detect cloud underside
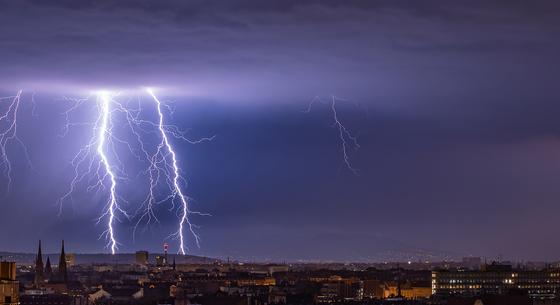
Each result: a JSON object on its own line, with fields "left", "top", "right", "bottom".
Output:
{"left": 0, "top": 0, "right": 558, "bottom": 101}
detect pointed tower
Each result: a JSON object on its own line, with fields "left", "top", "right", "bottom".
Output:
{"left": 58, "top": 240, "right": 68, "bottom": 283}
{"left": 163, "top": 242, "right": 168, "bottom": 266}
{"left": 34, "top": 240, "right": 44, "bottom": 287}
{"left": 45, "top": 256, "right": 52, "bottom": 279}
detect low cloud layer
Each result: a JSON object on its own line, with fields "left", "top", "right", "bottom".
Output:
{"left": 1, "top": 1, "right": 558, "bottom": 103}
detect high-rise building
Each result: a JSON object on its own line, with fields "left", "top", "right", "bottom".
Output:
{"left": 432, "top": 263, "right": 560, "bottom": 299}
{"left": 0, "top": 261, "right": 19, "bottom": 305}
{"left": 135, "top": 251, "right": 149, "bottom": 265}
{"left": 34, "top": 240, "right": 44, "bottom": 287}
{"left": 58, "top": 240, "right": 68, "bottom": 283}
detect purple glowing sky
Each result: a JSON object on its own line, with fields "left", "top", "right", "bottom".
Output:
{"left": 1, "top": 1, "right": 560, "bottom": 261}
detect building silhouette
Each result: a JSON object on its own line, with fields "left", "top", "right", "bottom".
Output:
{"left": 432, "top": 262, "right": 560, "bottom": 298}
{"left": 34, "top": 240, "right": 44, "bottom": 287}
{"left": 135, "top": 251, "right": 149, "bottom": 265}
{"left": 44, "top": 257, "right": 52, "bottom": 279}
{"left": 58, "top": 240, "right": 68, "bottom": 283}
{"left": 0, "top": 261, "right": 19, "bottom": 305}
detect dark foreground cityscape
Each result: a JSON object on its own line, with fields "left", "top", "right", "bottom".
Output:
{"left": 1, "top": 241, "right": 560, "bottom": 305}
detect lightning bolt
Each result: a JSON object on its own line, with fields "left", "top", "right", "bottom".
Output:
{"left": 146, "top": 89, "right": 212, "bottom": 255}
{"left": 305, "top": 95, "right": 360, "bottom": 174}
{"left": 0, "top": 90, "right": 33, "bottom": 192}
{"left": 59, "top": 89, "right": 212, "bottom": 255}
{"left": 58, "top": 92, "right": 130, "bottom": 254}
{"left": 97, "top": 92, "right": 120, "bottom": 254}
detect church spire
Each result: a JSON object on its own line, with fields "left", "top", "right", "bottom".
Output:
{"left": 34, "top": 240, "right": 44, "bottom": 286}
{"left": 58, "top": 240, "right": 68, "bottom": 283}
{"left": 45, "top": 256, "right": 52, "bottom": 279}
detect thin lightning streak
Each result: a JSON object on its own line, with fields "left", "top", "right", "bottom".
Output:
{"left": 30, "top": 91, "right": 38, "bottom": 117}
{"left": 0, "top": 90, "right": 33, "bottom": 192}
{"left": 147, "top": 89, "right": 207, "bottom": 255}
{"left": 305, "top": 95, "right": 360, "bottom": 174}
{"left": 330, "top": 96, "right": 360, "bottom": 175}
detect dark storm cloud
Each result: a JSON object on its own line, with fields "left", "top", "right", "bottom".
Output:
{"left": 1, "top": 1, "right": 560, "bottom": 261}
{"left": 1, "top": 0, "right": 559, "bottom": 103}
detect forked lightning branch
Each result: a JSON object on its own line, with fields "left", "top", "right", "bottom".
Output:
{"left": 0, "top": 89, "right": 358, "bottom": 255}
{"left": 55, "top": 89, "right": 214, "bottom": 255}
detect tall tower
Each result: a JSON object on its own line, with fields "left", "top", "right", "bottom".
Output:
{"left": 163, "top": 242, "right": 168, "bottom": 265}
{"left": 44, "top": 257, "right": 52, "bottom": 279}
{"left": 34, "top": 240, "right": 44, "bottom": 287}
{"left": 58, "top": 240, "right": 68, "bottom": 283}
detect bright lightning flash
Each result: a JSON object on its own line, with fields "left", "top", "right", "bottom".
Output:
{"left": 59, "top": 92, "right": 130, "bottom": 254}
{"left": 146, "top": 89, "right": 212, "bottom": 255}
{"left": 97, "top": 93, "right": 120, "bottom": 254}
{"left": 59, "top": 90, "right": 212, "bottom": 255}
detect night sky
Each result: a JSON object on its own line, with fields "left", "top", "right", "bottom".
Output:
{"left": 1, "top": 1, "right": 560, "bottom": 262}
